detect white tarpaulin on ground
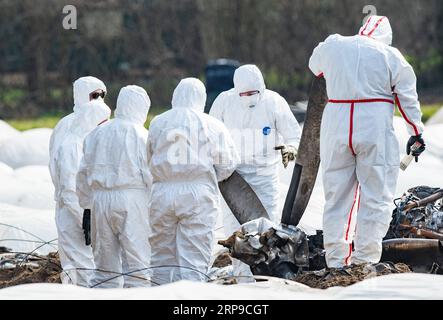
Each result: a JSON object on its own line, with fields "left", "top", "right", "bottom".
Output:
{"left": 0, "top": 128, "right": 52, "bottom": 169}
{"left": 0, "top": 161, "right": 56, "bottom": 255}
{"left": 0, "top": 164, "right": 55, "bottom": 210}
{"left": 0, "top": 273, "right": 442, "bottom": 299}
{"left": 0, "top": 120, "right": 19, "bottom": 142}
{"left": 423, "top": 123, "right": 443, "bottom": 160}
{"left": 0, "top": 203, "right": 57, "bottom": 255}
{"left": 427, "top": 106, "right": 443, "bottom": 126}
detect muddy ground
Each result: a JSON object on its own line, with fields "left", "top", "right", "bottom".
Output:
{"left": 0, "top": 252, "right": 61, "bottom": 289}
{"left": 294, "top": 263, "right": 411, "bottom": 289}
{"left": 0, "top": 251, "right": 410, "bottom": 290}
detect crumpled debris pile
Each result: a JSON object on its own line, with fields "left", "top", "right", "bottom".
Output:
{"left": 212, "top": 249, "right": 232, "bottom": 268}
{"left": 0, "top": 251, "right": 61, "bottom": 288}
{"left": 294, "top": 262, "right": 411, "bottom": 289}
{"left": 208, "top": 249, "right": 235, "bottom": 284}
{"left": 218, "top": 218, "right": 415, "bottom": 289}
{"left": 386, "top": 186, "right": 443, "bottom": 241}
{"left": 218, "top": 218, "right": 311, "bottom": 280}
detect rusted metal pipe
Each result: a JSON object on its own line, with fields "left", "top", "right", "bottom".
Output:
{"left": 398, "top": 224, "right": 443, "bottom": 240}
{"left": 382, "top": 238, "right": 443, "bottom": 273}
{"left": 404, "top": 189, "right": 443, "bottom": 212}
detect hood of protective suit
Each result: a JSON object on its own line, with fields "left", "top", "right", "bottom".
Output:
{"left": 73, "top": 76, "right": 107, "bottom": 112}
{"left": 72, "top": 100, "right": 111, "bottom": 136}
{"left": 359, "top": 15, "right": 392, "bottom": 46}
{"left": 171, "top": 78, "right": 207, "bottom": 113}
{"left": 115, "top": 85, "right": 151, "bottom": 125}
{"left": 234, "top": 65, "right": 266, "bottom": 94}
{"left": 234, "top": 65, "right": 266, "bottom": 108}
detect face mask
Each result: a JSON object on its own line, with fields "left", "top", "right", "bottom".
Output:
{"left": 240, "top": 94, "right": 260, "bottom": 108}
{"left": 79, "top": 100, "right": 111, "bottom": 131}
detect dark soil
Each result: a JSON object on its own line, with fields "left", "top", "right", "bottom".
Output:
{"left": 0, "top": 252, "right": 62, "bottom": 289}
{"left": 294, "top": 262, "right": 411, "bottom": 289}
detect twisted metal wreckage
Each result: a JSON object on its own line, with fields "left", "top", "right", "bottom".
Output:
{"left": 218, "top": 77, "right": 443, "bottom": 282}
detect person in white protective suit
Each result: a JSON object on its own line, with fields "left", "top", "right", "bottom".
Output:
{"left": 210, "top": 64, "right": 301, "bottom": 281}
{"left": 49, "top": 77, "right": 111, "bottom": 286}
{"left": 76, "top": 85, "right": 153, "bottom": 288}
{"left": 309, "top": 15, "right": 426, "bottom": 268}
{"left": 147, "top": 78, "right": 238, "bottom": 284}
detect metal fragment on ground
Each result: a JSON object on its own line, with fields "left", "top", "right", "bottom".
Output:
{"left": 218, "top": 218, "right": 311, "bottom": 280}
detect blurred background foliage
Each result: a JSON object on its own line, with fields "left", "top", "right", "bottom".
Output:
{"left": 0, "top": 0, "right": 442, "bottom": 127}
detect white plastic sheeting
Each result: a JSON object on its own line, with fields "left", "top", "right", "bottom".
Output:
{"left": 0, "top": 120, "right": 19, "bottom": 142}
{"left": 278, "top": 162, "right": 324, "bottom": 235}
{"left": 0, "top": 164, "right": 55, "bottom": 210}
{"left": 427, "top": 106, "right": 443, "bottom": 126}
{"left": 423, "top": 123, "right": 443, "bottom": 160}
{"left": 0, "top": 163, "right": 55, "bottom": 254}
{"left": 0, "top": 128, "right": 52, "bottom": 169}
{"left": 0, "top": 203, "right": 57, "bottom": 255}
{"left": 0, "top": 273, "right": 442, "bottom": 299}
{"left": 0, "top": 122, "right": 56, "bottom": 255}
{"left": 396, "top": 118, "right": 443, "bottom": 195}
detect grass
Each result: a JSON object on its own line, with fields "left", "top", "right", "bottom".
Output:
{"left": 7, "top": 114, "right": 64, "bottom": 131}
{"left": 6, "top": 107, "right": 168, "bottom": 131}
{"left": 394, "top": 104, "right": 441, "bottom": 123}
{"left": 6, "top": 104, "right": 442, "bottom": 132}
{"left": 420, "top": 104, "right": 441, "bottom": 123}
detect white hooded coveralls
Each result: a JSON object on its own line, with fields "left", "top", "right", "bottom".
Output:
{"left": 49, "top": 77, "right": 110, "bottom": 286}
{"left": 309, "top": 16, "right": 424, "bottom": 268}
{"left": 210, "top": 65, "right": 301, "bottom": 280}
{"left": 77, "top": 85, "right": 152, "bottom": 288}
{"left": 147, "top": 78, "right": 238, "bottom": 284}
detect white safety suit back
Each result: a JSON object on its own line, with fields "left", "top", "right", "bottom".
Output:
{"left": 147, "top": 78, "right": 238, "bottom": 284}
{"left": 148, "top": 78, "right": 238, "bottom": 184}
{"left": 77, "top": 85, "right": 152, "bottom": 288}
{"left": 309, "top": 16, "right": 424, "bottom": 268}
{"left": 77, "top": 86, "right": 152, "bottom": 203}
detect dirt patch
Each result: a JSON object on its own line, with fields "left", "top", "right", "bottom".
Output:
{"left": 294, "top": 262, "right": 411, "bottom": 289}
{"left": 0, "top": 252, "right": 62, "bottom": 289}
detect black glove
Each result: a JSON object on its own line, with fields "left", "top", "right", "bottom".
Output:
{"left": 406, "top": 134, "right": 426, "bottom": 163}
{"left": 82, "top": 209, "right": 91, "bottom": 246}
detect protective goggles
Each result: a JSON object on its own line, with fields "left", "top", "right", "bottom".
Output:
{"left": 239, "top": 90, "right": 260, "bottom": 97}
{"left": 90, "top": 90, "right": 106, "bottom": 100}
